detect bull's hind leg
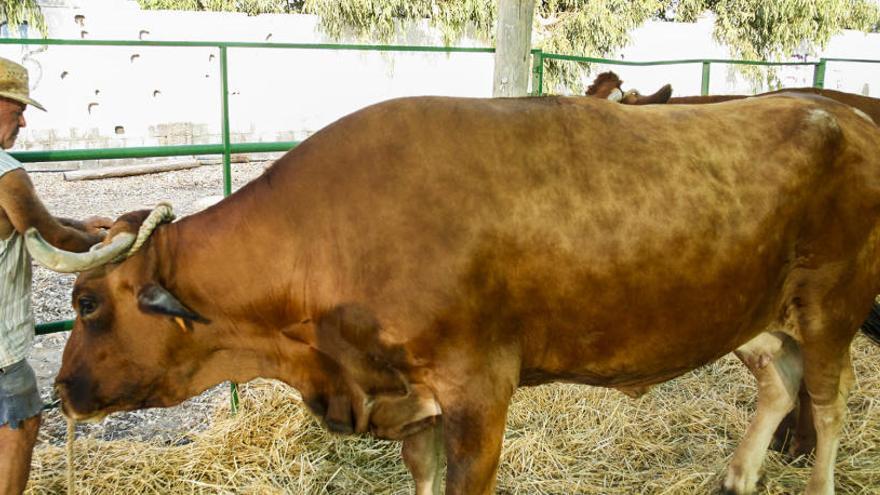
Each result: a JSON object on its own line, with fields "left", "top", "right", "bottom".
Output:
{"left": 801, "top": 340, "right": 856, "bottom": 495}
{"left": 402, "top": 423, "right": 445, "bottom": 495}
{"left": 723, "top": 332, "right": 803, "bottom": 494}
{"left": 789, "top": 280, "right": 862, "bottom": 495}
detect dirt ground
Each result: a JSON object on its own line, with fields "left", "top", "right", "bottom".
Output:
{"left": 26, "top": 160, "right": 271, "bottom": 445}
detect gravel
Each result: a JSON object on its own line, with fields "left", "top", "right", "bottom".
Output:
{"left": 25, "top": 159, "right": 274, "bottom": 445}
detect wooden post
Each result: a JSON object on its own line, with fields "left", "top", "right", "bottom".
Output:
{"left": 493, "top": 0, "right": 535, "bottom": 97}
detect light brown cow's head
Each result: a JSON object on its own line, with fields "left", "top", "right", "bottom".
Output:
{"left": 585, "top": 71, "right": 673, "bottom": 105}
{"left": 27, "top": 208, "right": 223, "bottom": 420}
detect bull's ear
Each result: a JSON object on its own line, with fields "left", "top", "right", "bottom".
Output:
{"left": 137, "top": 284, "right": 210, "bottom": 325}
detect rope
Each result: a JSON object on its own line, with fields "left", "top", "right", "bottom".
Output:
{"left": 66, "top": 417, "right": 76, "bottom": 495}
{"left": 112, "top": 202, "right": 176, "bottom": 263}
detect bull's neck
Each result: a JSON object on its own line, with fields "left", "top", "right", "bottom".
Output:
{"left": 149, "top": 180, "right": 323, "bottom": 368}
{"left": 150, "top": 188, "right": 326, "bottom": 392}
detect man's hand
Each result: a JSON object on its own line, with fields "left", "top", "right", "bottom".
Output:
{"left": 82, "top": 216, "right": 114, "bottom": 237}
{"left": 54, "top": 215, "right": 114, "bottom": 245}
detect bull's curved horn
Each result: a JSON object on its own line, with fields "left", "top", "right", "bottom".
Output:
{"left": 25, "top": 229, "right": 136, "bottom": 273}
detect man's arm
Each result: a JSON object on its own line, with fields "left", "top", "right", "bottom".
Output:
{"left": 0, "top": 168, "right": 106, "bottom": 252}
{"left": 57, "top": 217, "right": 89, "bottom": 230}
{"left": 57, "top": 216, "right": 113, "bottom": 233}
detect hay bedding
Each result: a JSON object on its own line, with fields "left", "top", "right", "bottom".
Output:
{"left": 19, "top": 164, "right": 880, "bottom": 494}
{"left": 25, "top": 337, "right": 880, "bottom": 494}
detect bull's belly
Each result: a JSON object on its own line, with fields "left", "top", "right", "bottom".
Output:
{"left": 518, "top": 343, "right": 726, "bottom": 389}
{"left": 512, "top": 295, "right": 778, "bottom": 389}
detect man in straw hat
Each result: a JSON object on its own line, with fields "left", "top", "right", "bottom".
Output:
{"left": 0, "top": 56, "right": 112, "bottom": 494}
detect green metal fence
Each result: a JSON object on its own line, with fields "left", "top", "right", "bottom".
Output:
{"left": 2, "top": 38, "right": 877, "bottom": 340}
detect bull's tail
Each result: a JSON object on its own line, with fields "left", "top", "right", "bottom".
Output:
{"left": 860, "top": 302, "right": 880, "bottom": 345}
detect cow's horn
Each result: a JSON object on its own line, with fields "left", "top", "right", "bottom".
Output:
{"left": 25, "top": 229, "right": 136, "bottom": 273}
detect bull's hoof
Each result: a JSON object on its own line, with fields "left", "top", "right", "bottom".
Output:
{"left": 720, "top": 465, "right": 763, "bottom": 495}
{"left": 719, "top": 480, "right": 760, "bottom": 495}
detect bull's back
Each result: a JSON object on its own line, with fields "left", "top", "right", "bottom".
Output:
{"left": 669, "top": 88, "right": 880, "bottom": 125}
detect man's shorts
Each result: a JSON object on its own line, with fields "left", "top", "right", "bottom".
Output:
{"left": 0, "top": 359, "right": 43, "bottom": 429}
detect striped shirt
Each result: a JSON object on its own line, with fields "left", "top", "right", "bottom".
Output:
{"left": 0, "top": 150, "right": 33, "bottom": 368}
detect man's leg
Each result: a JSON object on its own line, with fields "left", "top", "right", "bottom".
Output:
{"left": 0, "top": 414, "right": 41, "bottom": 495}
{"left": 0, "top": 360, "right": 45, "bottom": 495}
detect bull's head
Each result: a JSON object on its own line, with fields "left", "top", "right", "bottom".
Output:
{"left": 26, "top": 205, "right": 220, "bottom": 420}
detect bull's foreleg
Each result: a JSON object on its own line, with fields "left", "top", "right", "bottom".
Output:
{"left": 724, "top": 332, "right": 802, "bottom": 495}
{"left": 432, "top": 363, "right": 516, "bottom": 495}
{"left": 402, "top": 423, "right": 445, "bottom": 495}
{"left": 441, "top": 401, "right": 510, "bottom": 495}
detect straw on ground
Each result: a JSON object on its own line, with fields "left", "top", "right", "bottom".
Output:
{"left": 27, "top": 336, "right": 879, "bottom": 495}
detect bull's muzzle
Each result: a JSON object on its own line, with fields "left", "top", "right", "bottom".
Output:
{"left": 54, "top": 368, "right": 111, "bottom": 422}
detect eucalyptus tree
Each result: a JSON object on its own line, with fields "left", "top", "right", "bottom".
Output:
{"left": 133, "top": 0, "right": 880, "bottom": 92}
{"left": 0, "top": 0, "right": 47, "bottom": 35}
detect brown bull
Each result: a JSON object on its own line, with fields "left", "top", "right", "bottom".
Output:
{"left": 28, "top": 95, "right": 880, "bottom": 495}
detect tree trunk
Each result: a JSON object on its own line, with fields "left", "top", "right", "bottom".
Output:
{"left": 493, "top": 0, "right": 535, "bottom": 97}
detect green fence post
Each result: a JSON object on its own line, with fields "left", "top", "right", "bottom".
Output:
{"left": 219, "top": 45, "right": 232, "bottom": 197}
{"left": 813, "top": 59, "right": 827, "bottom": 89}
{"left": 531, "top": 49, "right": 544, "bottom": 96}
{"left": 218, "top": 44, "right": 240, "bottom": 413}
{"left": 701, "top": 61, "right": 711, "bottom": 96}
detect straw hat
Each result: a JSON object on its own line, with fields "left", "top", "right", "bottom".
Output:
{"left": 0, "top": 56, "right": 45, "bottom": 111}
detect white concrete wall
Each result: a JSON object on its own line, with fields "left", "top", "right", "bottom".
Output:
{"left": 3, "top": 2, "right": 879, "bottom": 152}
{"left": 3, "top": 0, "right": 495, "bottom": 151}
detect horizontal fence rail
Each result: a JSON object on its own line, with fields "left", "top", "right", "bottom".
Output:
{"left": 11, "top": 142, "right": 301, "bottom": 163}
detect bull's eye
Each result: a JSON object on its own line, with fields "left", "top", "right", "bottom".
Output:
{"left": 78, "top": 296, "right": 98, "bottom": 317}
